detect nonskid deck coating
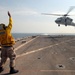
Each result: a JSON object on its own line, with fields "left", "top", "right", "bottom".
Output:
{"left": 0, "top": 35, "right": 75, "bottom": 75}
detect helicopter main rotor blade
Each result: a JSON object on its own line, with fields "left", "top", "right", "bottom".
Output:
{"left": 41, "top": 13, "right": 64, "bottom": 16}
{"left": 42, "top": 13, "right": 75, "bottom": 16}
{"left": 66, "top": 6, "right": 75, "bottom": 16}
{"left": 42, "top": 6, "right": 75, "bottom": 16}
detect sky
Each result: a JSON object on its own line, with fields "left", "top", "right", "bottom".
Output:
{"left": 0, "top": 0, "right": 75, "bottom": 34}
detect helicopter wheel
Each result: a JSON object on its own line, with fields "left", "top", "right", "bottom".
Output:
{"left": 65, "top": 24, "right": 67, "bottom": 26}
{"left": 58, "top": 24, "right": 60, "bottom": 26}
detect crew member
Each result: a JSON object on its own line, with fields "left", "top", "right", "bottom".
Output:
{"left": 0, "top": 11, "right": 19, "bottom": 74}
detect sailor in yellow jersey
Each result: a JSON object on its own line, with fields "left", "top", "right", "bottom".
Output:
{"left": 0, "top": 11, "right": 19, "bottom": 74}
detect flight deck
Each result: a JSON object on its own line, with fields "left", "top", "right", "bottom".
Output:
{"left": 0, "top": 35, "right": 75, "bottom": 75}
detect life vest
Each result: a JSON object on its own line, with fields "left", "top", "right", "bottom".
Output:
{"left": 0, "top": 24, "right": 15, "bottom": 46}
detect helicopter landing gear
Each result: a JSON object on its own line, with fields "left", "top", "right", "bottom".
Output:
{"left": 58, "top": 24, "right": 60, "bottom": 26}
{"left": 65, "top": 24, "right": 67, "bottom": 26}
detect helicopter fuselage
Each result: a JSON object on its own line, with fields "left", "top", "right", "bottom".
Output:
{"left": 42, "top": 6, "right": 75, "bottom": 27}
{"left": 55, "top": 16, "right": 74, "bottom": 26}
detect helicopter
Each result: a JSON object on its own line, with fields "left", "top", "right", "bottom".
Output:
{"left": 42, "top": 6, "right": 75, "bottom": 27}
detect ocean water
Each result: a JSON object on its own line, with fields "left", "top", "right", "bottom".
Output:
{"left": 12, "top": 33, "right": 75, "bottom": 39}
{"left": 12, "top": 33, "right": 41, "bottom": 39}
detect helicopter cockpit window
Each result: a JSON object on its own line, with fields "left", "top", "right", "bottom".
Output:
{"left": 57, "top": 18, "right": 61, "bottom": 22}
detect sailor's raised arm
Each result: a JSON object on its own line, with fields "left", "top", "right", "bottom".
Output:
{"left": 8, "top": 11, "right": 11, "bottom": 17}
{"left": 7, "top": 11, "right": 13, "bottom": 29}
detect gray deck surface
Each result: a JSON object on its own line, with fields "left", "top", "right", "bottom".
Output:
{"left": 0, "top": 35, "right": 75, "bottom": 75}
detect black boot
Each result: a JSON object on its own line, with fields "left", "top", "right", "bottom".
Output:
{"left": 9, "top": 67, "right": 19, "bottom": 74}
{"left": 0, "top": 67, "right": 4, "bottom": 73}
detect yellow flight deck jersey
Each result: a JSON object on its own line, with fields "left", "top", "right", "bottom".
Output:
{"left": 0, "top": 17, "right": 15, "bottom": 46}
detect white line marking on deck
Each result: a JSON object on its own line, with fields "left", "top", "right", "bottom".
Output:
{"left": 22, "top": 69, "right": 75, "bottom": 72}
{"left": 14, "top": 36, "right": 39, "bottom": 51}
{"left": 17, "top": 38, "right": 75, "bottom": 58}
{"left": 40, "top": 70, "right": 75, "bottom": 72}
